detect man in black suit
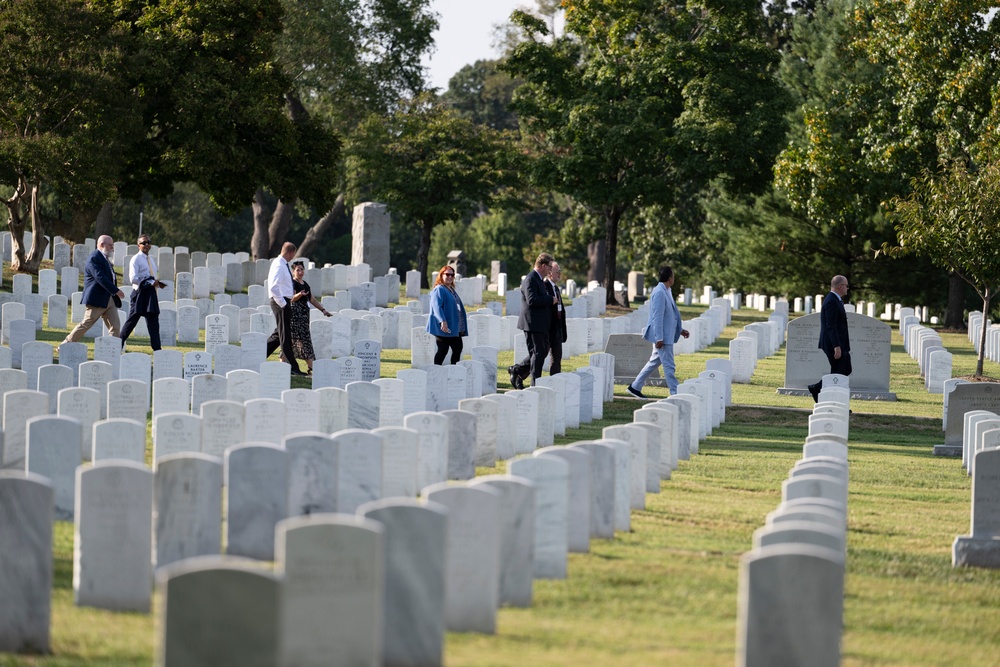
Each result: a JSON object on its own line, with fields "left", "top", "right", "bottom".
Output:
{"left": 509, "top": 252, "right": 555, "bottom": 388}
{"left": 808, "top": 274, "right": 851, "bottom": 401}
{"left": 546, "top": 261, "right": 568, "bottom": 375}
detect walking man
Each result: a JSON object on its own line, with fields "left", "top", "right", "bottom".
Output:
{"left": 807, "top": 275, "right": 851, "bottom": 401}
{"left": 509, "top": 253, "right": 556, "bottom": 388}
{"left": 547, "top": 261, "right": 568, "bottom": 375}
{"left": 63, "top": 235, "right": 124, "bottom": 343}
{"left": 265, "top": 242, "right": 306, "bottom": 376}
{"left": 120, "top": 234, "right": 165, "bottom": 350}
{"left": 628, "top": 266, "right": 689, "bottom": 398}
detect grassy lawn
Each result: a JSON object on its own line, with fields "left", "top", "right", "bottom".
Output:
{"left": 3, "top": 282, "right": 1000, "bottom": 666}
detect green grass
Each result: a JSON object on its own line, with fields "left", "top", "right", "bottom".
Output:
{"left": 5, "top": 283, "right": 1000, "bottom": 666}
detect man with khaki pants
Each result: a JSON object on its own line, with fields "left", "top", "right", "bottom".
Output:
{"left": 63, "top": 235, "right": 124, "bottom": 343}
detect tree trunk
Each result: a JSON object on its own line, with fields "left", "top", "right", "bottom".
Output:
{"left": 976, "top": 288, "right": 991, "bottom": 378}
{"left": 297, "top": 193, "right": 345, "bottom": 260}
{"left": 602, "top": 205, "right": 625, "bottom": 305}
{"left": 5, "top": 179, "right": 47, "bottom": 274}
{"left": 267, "top": 197, "right": 296, "bottom": 258}
{"left": 93, "top": 201, "right": 113, "bottom": 238}
{"left": 418, "top": 219, "right": 433, "bottom": 289}
{"left": 945, "top": 270, "right": 966, "bottom": 329}
{"left": 251, "top": 188, "right": 271, "bottom": 260}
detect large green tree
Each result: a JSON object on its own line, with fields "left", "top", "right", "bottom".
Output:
{"left": 1, "top": 0, "right": 141, "bottom": 272}
{"left": 777, "top": 0, "right": 1000, "bottom": 326}
{"left": 502, "top": 0, "right": 790, "bottom": 303}
{"left": 884, "top": 161, "right": 1000, "bottom": 377}
{"left": 347, "top": 94, "right": 519, "bottom": 286}
{"left": 252, "top": 0, "right": 438, "bottom": 260}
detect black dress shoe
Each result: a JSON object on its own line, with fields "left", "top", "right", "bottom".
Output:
{"left": 508, "top": 365, "right": 524, "bottom": 390}
{"left": 627, "top": 384, "right": 646, "bottom": 399}
{"left": 808, "top": 383, "right": 820, "bottom": 402}
{"left": 290, "top": 368, "right": 308, "bottom": 377}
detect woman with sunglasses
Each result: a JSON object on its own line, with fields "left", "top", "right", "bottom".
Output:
{"left": 426, "top": 265, "right": 467, "bottom": 364}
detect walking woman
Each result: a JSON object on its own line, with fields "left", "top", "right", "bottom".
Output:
{"left": 286, "top": 260, "right": 331, "bottom": 373}
{"left": 426, "top": 265, "right": 467, "bottom": 364}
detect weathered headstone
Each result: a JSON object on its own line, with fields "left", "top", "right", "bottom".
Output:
{"left": 74, "top": 460, "right": 153, "bottom": 611}
{"left": 0, "top": 471, "right": 53, "bottom": 653}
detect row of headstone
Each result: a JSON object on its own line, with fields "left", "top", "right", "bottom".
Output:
{"left": 601, "top": 304, "right": 730, "bottom": 387}
{"left": 900, "top": 315, "right": 953, "bottom": 394}
{"left": 779, "top": 311, "right": 896, "bottom": 400}
{"left": 737, "top": 376, "right": 850, "bottom": 667}
{"left": 0, "top": 334, "right": 727, "bottom": 658}
{"left": 152, "top": 355, "right": 735, "bottom": 664}
{"left": 936, "top": 381, "right": 1000, "bottom": 457}
{"left": 952, "top": 410, "right": 1000, "bottom": 567}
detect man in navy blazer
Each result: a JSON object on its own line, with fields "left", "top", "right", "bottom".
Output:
{"left": 628, "top": 266, "right": 689, "bottom": 398}
{"left": 64, "top": 235, "right": 125, "bottom": 343}
{"left": 509, "top": 252, "right": 556, "bottom": 388}
{"left": 807, "top": 275, "right": 851, "bottom": 401}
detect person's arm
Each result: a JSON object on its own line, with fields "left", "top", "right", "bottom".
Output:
{"left": 267, "top": 260, "right": 287, "bottom": 307}
{"left": 649, "top": 288, "right": 666, "bottom": 347}
{"left": 821, "top": 295, "right": 841, "bottom": 348}
{"left": 129, "top": 255, "right": 145, "bottom": 287}
{"left": 92, "top": 255, "right": 122, "bottom": 298}
{"left": 525, "top": 272, "right": 550, "bottom": 309}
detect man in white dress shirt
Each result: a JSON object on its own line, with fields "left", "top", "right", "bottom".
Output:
{"left": 120, "top": 234, "right": 165, "bottom": 350}
{"left": 266, "top": 241, "right": 305, "bottom": 375}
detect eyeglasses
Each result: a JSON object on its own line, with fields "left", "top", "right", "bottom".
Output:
{"left": 138, "top": 241, "right": 151, "bottom": 246}
{"left": 443, "top": 272, "right": 455, "bottom": 277}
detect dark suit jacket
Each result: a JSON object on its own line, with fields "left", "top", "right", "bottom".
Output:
{"left": 517, "top": 270, "right": 552, "bottom": 333}
{"left": 818, "top": 291, "right": 849, "bottom": 356}
{"left": 81, "top": 250, "right": 119, "bottom": 308}
{"left": 548, "top": 281, "right": 567, "bottom": 343}
{"left": 129, "top": 280, "right": 160, "bottom": 316}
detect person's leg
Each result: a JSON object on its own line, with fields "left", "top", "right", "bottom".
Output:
{"left": 267, "top": 300, "right": 283, "bottom": 357}
{"left": 277, "top": 303, "right": 301, "bottom": 371}
{"left": 528, "top": 331, "right": 549, "bottom": 381}
{"left": 146, "top": 313, "right": 162, "bottom": 351}
{"left": 660, "top": 344, "right": 678, "bottom": 394}
{"left": 549, "top": 334, "right": 562, "bottom": 375}
{"left": 434, "top": 337, "right": 449, "bottom": 365}
{"left": 631, "top": 348, "right": 663, "bottom": 391}
{"left": 119, "top": 309, "right": 142, "bottom": 347}
{"left": 65, "top": 306, "right": 103, "bottom": 343}
{"left": 450, "top": 337, "right": 463, "bottom": 364}
{"left": 101, "top": 303, "right": 121, "bottom": 338}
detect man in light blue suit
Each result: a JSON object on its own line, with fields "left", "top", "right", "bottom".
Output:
{"left": 628, "top": 266, "right": 689, "bottom": 398}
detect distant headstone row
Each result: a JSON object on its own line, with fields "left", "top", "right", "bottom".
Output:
{"left": 737, "top": 374, "right": 850, "bottom": 667}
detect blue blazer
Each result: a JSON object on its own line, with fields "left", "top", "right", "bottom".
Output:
{"left": 80, "top": 250, "right": 119, "bottom": 308}
{"left": 427, "top": 285, "right": 466, "bottom": 337}
{"left": 642, "top": 282, "right": 682, "bottom": 345}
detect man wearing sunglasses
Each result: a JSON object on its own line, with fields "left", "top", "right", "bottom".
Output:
{"left": 120, "top": 234, "right": 166, "bottom": 350}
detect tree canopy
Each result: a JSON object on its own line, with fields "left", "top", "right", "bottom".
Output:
{"left": 347, "top": 94, "right": 519, "bottom": 286}
{"left": 502, "top": 0, "right": 790, "bottom": 302}
{"left": 884, "top": 160, "right": 1000, "bottom": 376}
